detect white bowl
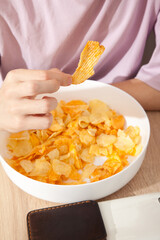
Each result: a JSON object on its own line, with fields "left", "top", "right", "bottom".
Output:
{"left": 0, "top": 80, "right": 150, "bottom": 203}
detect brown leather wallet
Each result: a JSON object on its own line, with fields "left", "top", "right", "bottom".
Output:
{"left": 27, "top": 200, "right": 107, "bottom": 240}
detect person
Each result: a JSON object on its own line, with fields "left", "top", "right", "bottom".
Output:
{"left": 0, "top": 0, "right": 160, "bottom": 133}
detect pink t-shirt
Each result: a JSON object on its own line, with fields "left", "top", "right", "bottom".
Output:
{"left": 0, "top": 0, "right": 160, "bottom": 90}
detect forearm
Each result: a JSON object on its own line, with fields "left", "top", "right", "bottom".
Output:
{"left": 112, "top": 78, "right": 160, "bottom": 111}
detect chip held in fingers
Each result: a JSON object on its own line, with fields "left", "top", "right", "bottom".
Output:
{"left": 72, "top": 41, "right": 105, "bottom": 84}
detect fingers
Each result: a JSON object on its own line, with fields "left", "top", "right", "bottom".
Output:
{"left": 16, "top": 79, "right": 60, "bottom": 97}
{"left": 24, "top": 113, "right": 53, "bottom": 131}
{"left": 10, "top": 113, "right": 53, "bottom": 132}
{"left": 2, "top": 68, "right": 72, "bottom": 132}
{"left": 6, "top": 68, "right": 72, "bottom": 86}
{"left": 48, "top": 68, "right": 72, "bottom": 86}
{"left": 6, "top": 69, "right": 49, "bottom": 82}
{"left": 11, "top": 97, "right": 57, "bottom": 115}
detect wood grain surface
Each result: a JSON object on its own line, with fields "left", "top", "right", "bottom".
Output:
{"left": 0, "top": 111, "right": 160, "bottom": 240}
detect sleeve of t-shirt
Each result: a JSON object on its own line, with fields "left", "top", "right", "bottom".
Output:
{"left": 135, "top": 11, "right": 160, "bottom": 91}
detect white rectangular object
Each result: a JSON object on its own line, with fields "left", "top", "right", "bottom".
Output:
{"left": 99, "top": 193, "right": 160, "bottom": 240}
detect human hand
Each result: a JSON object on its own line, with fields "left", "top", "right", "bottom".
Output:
{"left": 0, "top": 68, "right": 72, "bottom": 132}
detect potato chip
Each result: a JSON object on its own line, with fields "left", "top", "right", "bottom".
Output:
{"left": 51, "top": 159, "right": 71, "bottom": 177}
{"left": 96, "top": 134, "right": 116, "bottom": 147}
{"left": 89, "top": 144, "right": 108, "bottom": 157}
{"left": 90, "top": 166, "right": 111, "bottom": 182}
{"left": 20, "top": 160, "right": 34, "bottom": 173}
{"left": 87, "top": 128, "right": 97, "bottom": 136}
{"left": 7, "top": 138, "right": 32, "bottom": 157}
{"left": 89, "top": 99, "right": 109, "bottom": 114}
{"left": 125, "top": 126, "right": 141, "bottom": 144}
{"left": 29, "top": 132, "right": 41, "bottom": 147}
{"left": 9, "top": 131, "right": 30, "bottom": 140}
{"left": 54, "top": 104, "right": 64, "bottom": 117}
{"left": 79, "top": 129, "right": 95, "bottom": 145}
{"left": 48, "top": 169, "right": 60, "bottom": 183}
{"left": 61, "top": 100, "right": 88, "bottom": 118}
{"left": 69, "top": 143, "right": 82, "bottom": 169}
{"left": 81, "top": 164, "right": 96, "bottom": 180}
{"left": 80, "top": 148, "right": 94, "bottom": 163}
{"left": 30, "top": 157, "right": 51, "bottom": 177}
{"left": 78, "top": 115, "right": 90, "bottom": 128}
{"left": 89, "top": 100, "right": 112, "bottom": 129}
{"left": 103, "top": 159, "right": 122, "bottom": 175}
{"left": 59, "top": 153, "right": 70, "bottom": 161}
{"left": 114, "top": 129, "right": 135, "bottom": 153}
{"left": 90, "top": 113, "right": 105, "bottom": 125}
{"left": 98, "top": 147, "right": 109, "bottom": 156}
{"left": 111, "top": 115, "right": 125, "bottom": 129}
{"left": 69, "top": 165, "right": 81, "bottom": 181}
{"left": 58, "top": 145, "right": 69, "bottom": 155}
{"left": 64, "top": 114, "right": 72, "bottom": 125}
{"left": 134, "top": 144, "right": 142, "bottom": 156}
{"left": 89, "top": 144, "right": 101, "bottom": 156}
{"left": 72, "top": 41, "right": 105, "bottom": 84}
{"left": 49, "top": 117, "right": 64, "bottom": 132}
{"left": 47, "top": 149, "right": 59, "bottom": 160}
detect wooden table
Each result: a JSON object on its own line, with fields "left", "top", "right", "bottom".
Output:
{"left": 0, "top": 111, "right": 160, "bottom": 240}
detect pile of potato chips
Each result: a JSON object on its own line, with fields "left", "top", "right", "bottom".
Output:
{"left": 6, "top": 99, "right": 142, "bottom": 185}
